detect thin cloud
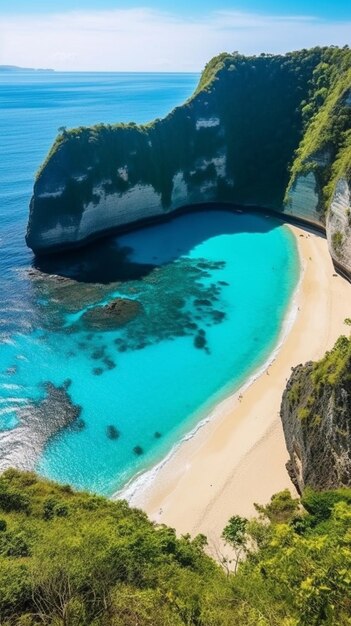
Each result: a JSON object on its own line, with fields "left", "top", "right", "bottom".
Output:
{"left": 0, "top": 8, "right": 350, "bottom": 71}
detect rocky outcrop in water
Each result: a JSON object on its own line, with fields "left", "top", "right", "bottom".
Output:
{"left": 280, "top": 335, "right": 351, "bottom": 493}
{"left": 82, "top": 297, "right": 142, "bottom": 331}
{"left": 27, "top": 47, "right": 351, "bottom": 277}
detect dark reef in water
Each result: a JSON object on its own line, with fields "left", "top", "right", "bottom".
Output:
{"left": 194, "top": 332, "right": 208, "bottom": 351}
{"left": 106, "top": 425, "right": 120, "bottom": 440}
{"left": 27, "top": 252, "right": 229, "bottom": 366}
{"left": 0, "top": 381, "right": 82, "bottom": 472}
{"left": 82, "top": 298, "right": 142, "bottom": 331}
{"left": 92, "top": 367, "right": 104, "bottom": 376}
{"left": 133, "top": 445, "right": 144, "bottom": 456}
{"left": 71, "top": 418, "right": 86, "bottom": 432}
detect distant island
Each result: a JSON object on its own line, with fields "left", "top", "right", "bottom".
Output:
{"left": 0, "top": 64, "right": 54, "bottom": 72}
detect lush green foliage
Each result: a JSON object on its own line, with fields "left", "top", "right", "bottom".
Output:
{"left": 287, "top": 46, "right": 351, "bottom": 212}
{"left": 228, "top": 490, "right": 351, "bottom": 626}
{"left": 1, "top": 470, "right": 351, "bottom": 625}
{"left": 287, "top": 334, "right": 351, "bottom": 422}
{"left": 193, "top": 52, "right": 230, "bottom": 95}
{"left": 312, "top": 334, "right": 351, "bottom": 388}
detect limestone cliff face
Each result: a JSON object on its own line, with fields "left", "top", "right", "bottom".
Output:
{"left": 27, "top": 48, "right": 351, "bottom": 275}
{"left": 26, "top": 102, "right": 229, "bottom": 252}
{"left": 283, "top": 172, "right": 322, "bottom": 225}
{"left": 284, "top": 78, "right": 351, "bottom": 277}
{"left": 327, "top": 178, "right": 351, "bottom": 277}
{"left": 280, "top": 336, "right": 351, "bottom": 493}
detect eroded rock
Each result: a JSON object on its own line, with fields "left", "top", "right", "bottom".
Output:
{"left": 280, "top": 336, "right": 351, "bottom": 493}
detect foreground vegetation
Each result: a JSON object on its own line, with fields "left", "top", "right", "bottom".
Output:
{"left": 0, "top": 470, "right": 350, "bottom": 625}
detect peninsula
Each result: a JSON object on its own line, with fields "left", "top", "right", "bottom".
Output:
{"left": 0, "top": 65, "right": 54, "bottom": 72}
{"left": 27, "top": 47, "right": 351, "bottom": 279}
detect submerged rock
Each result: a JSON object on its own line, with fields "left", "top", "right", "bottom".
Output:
{"left": 92, "top": 367, "right": 104, "bottom": 376}
{"left": 103, "top": 357, "right": 116, "bottom": 370}
{"left": 82, "top": 298, "right": 142, "bottom": 331}
{"left": 71, "top": 418, "right": 86, "bottom": 432}
{"left": 106, "top": 425, "right": 120, "bottom": 440}
{"left": 91, "top": 347, "right": 106, "bottom": 360}
{"left": 133, "top": 445, "right": 144, "bottom": 455}
{"left": 194, "top": 332, "right": 207, "bottom": 350}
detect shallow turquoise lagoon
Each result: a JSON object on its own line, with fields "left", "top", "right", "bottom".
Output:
{"left": 0, "top": 209, "right": 299, "bottom": 495}
{"left": 0, "top": 71, "right": 299, "bottom": 494}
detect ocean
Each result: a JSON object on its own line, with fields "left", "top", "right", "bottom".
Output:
{"left": 0, "top": 71, "right": 299, "bottom": 495}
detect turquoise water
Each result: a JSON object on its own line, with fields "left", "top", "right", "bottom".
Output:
{"left": 0, "top": 71, "right": 299, "bottom": 495}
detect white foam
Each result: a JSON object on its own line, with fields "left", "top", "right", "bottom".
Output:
{"left": 115, "top": 232, "right": 303, "bottom": 507}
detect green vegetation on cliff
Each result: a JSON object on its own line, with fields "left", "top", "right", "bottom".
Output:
{"left": 312, "top": 333, "right": 351, "bottom": 387}
{"left": 1, "top": 470, "right": 351, "bottom": 625}
{"left": 288, "top": 334, "right": 351, "bottom": 422}
{"left": 287, "top": 46, "right": 351, "bottom": 212}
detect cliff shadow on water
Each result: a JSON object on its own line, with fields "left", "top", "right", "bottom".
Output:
{"left": 32, "top": 205, "right": 278, "bottom": 285}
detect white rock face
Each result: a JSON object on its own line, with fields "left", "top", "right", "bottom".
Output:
{"left": 78, "top": 184, "right": 164, "bottom": 240}
{"left": 194, "top": 154, "right": 226, "bottom": 178}
{"left": 212, "top": 154, "right": 226, "bottom": 177}
{"left": 196, "top": 117, "right": 220, "bottom": 130}
{"left": 117, "top": 166, "right": 128, "bottom": 182}
{"left": 32, "top": 222, "right": 78, "bottom": 249}
{"left": 34, "top": 184, "right": 164, "bottom": 248}
{"left": 171, "top": 172, "right": 188, "bottom": 206}
{"left": 284, "top": 172, "right": 321, "bottom": 224}
{"left": 30, "top": 159, "right": 226, "bottom": 249}
{"left": 38, "top": 190, "right": 65, "bottom": 199}
{"left": 327, "top": 177, "right": 351, "bottom": 275}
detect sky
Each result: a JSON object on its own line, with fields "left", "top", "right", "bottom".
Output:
{"left": 0, "top": 0, "right": 350, "bottom": 71}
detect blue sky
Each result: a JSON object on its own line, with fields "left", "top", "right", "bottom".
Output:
{"left": 1, "top": 0, "right": 351, "bottom": 19}
{"left": 0, "top": 1, "right": 350, "bottom": 71}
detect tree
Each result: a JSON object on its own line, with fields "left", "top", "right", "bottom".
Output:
{"left": 254, "top": 489, "right": 300, "bottom": 523}
{"left": 221, "top": 515, "right": 248, "bottom": 572}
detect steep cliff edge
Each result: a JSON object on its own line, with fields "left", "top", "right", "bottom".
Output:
{"left": 281, "top": 335, "right": 351, "bottom": 493}
{"left": 27, "top": 47, "right": 351, "bottom": 275}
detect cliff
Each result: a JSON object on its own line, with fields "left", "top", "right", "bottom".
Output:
{"left": 280, "top": 335, "right": 351, "bottom": 493}
{"left": 27, "top": 47, "right": 351, "bottom": 275}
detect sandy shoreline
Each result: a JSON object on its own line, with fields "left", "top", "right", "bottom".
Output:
{"left": 123, "top": 225, "right": 351, "bottom": 544}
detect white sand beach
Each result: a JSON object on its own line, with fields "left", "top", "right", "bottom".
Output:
{"left": 125, "top": 225, "right": 351, "bottom": 546}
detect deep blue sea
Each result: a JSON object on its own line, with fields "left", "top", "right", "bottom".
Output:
{"left": 0, "top": 71, "right": 299, "bottom": 495}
